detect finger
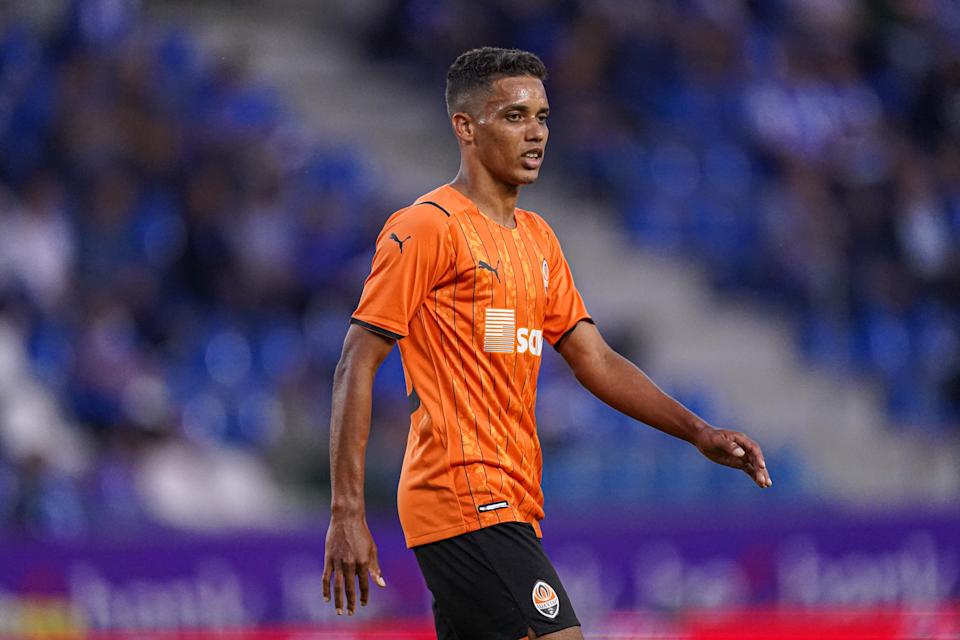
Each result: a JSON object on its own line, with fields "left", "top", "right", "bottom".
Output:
{"left": 333, "top": 564, "right": 344, "bottom": 615}
{"left": 743, "top": 462, "right": 768, "bottom": 488}
{"left": 731, "top": 433, "right": 766, "bottom": 469}
{"left": 731, "top": 434, "right": 772, "bottom": 487}
{"left": 358, "top": 563, "right": 370, "bottom": 607}
{"left": 343, "top": 562, "right": 357, "bottom": 615}
{"left": 758, "top": 464, "right": 773, "bottom": 488}
{"left": 322, "top": 557, "right": 332, "bottom": 603}
{"left": 370, "top": 551, "right": 386, "bottom": 588}
{"left": 714, "top": 450, "right": 747, "bottom": 469}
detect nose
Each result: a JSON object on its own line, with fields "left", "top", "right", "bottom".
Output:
{"left": 525, "top": 119, "right": 546, "bottom": 142}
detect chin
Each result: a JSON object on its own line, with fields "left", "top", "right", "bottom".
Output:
{"left": 514, "top": 170, "right": 541, "bottom": 185}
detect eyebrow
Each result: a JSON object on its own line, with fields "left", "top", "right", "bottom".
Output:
{"left": 503, "top": 103, "right": 550, "bottom": 113}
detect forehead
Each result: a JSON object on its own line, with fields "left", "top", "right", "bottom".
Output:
{"left": 484, "top": 75, "right": 548, "bottom": 110}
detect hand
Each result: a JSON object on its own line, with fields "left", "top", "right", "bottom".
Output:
{"left": 322, "top": 515, "right": 386, "bottom": 615}
{"left": 694, "top": 427, "right": 772, "bottom": 488}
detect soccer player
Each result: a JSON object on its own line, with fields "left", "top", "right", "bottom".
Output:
{"left": 322, "top": 47, "right": 772, "bottom": 639}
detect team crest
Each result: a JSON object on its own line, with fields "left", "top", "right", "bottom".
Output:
{"left": 541, "top": 259, "right": 549, "bottom": 293}
{"left": 531, "top": 580, "right": 560, "bottom": 619}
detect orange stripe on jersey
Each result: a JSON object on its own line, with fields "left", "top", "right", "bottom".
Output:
{"left": 352, "top": 185, "right": 590, "bottom": 547}
{"left": 448, "top": 215, "right": 501, "bottom": 523}
{"left": 509, "top": 226, "right": 541, "bottom": 521}
{"left": 471, "top": 217, "right": 515, "bottom": 509}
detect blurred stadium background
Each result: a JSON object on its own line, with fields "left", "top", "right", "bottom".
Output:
{"left": 0, "top": 0, "right": 958, "bottom": 637}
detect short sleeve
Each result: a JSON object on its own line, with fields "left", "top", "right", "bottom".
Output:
{"left": 352, "top": 204, "right": 453, "bottom": 340}
{"left": 541, "top": 228, "right": 592, "bottom": 348}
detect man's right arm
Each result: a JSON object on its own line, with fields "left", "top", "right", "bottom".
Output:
{"left": 322, "top": 324, "right": 395, "bottom": 616}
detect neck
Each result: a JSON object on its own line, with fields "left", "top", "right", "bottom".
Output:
{"left": 449, "top": 161, "right": 520, "bottom": 228}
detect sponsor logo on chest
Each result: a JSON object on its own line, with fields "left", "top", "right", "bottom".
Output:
{"left": 483, "top": 308, "right": 543, "bottom": 356}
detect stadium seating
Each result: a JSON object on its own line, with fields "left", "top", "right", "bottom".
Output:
{"left": 3, "top": 0, "right": 958, "bottom": 540}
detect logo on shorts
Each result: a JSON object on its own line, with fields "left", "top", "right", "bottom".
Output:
{"left": 531, "top": 580, "right": 560, "bottom": 619}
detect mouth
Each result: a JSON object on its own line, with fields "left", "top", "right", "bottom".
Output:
{"left": 521, "top": 148, "right": 543, "bottom": 170}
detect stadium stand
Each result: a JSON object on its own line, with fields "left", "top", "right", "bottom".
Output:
{"left": 1, "top": 2, "right": 958, "bottom": 637}
{"left": 1, "top": 0, "right": 957, "bottom": 543}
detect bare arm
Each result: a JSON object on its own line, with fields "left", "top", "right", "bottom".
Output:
{"left": 557, "top": 321, "right": 772, "bottom": 488}
{"left": 322, "top": 324, "right": 395, "bottom": 615}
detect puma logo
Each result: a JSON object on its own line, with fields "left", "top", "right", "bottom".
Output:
{"left": 389, "top": 233, "right": 412, "bottom": 254}
{"left": 478, "top": 259, "right": 501, "bottom": 282}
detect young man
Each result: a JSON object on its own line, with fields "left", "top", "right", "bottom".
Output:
{"left": 322, "top": 47, "right": 772, "bottom": 639}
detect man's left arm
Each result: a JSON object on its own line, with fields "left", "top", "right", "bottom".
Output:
{"left": 556, "top": 320, "right": 773, "bottom": 489}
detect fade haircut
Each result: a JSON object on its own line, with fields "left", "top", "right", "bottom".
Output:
{"left": 445, "top": 47, "right": 547, "bottom": 117}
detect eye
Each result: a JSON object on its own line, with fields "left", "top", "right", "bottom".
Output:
{"left": 506, "top": 112, "right": 522, "bottom": 122}
{"left": 537, "top": 113, "right": 549, "bottom": 124}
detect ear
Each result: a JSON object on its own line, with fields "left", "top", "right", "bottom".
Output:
{"left": 451, "top": 112, "right": 475, "bottom": 144}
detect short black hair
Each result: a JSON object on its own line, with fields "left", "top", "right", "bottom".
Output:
{"left": 445, "top": 47, "right": 547, "bottom": 117}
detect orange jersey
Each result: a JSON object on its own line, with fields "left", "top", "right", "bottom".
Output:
{"left": 352, "top": 185, "right": 591, "bottom": 547}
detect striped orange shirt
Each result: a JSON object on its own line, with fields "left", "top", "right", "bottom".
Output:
{"left": 352, "top": 185, "right": 591, "bottom": 547}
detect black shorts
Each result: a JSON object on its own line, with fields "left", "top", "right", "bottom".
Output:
{"left": 413, "top": 522, "right": 580, "bottom": 639}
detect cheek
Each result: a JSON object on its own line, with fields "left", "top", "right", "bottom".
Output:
{"left": 481, "top": 130, "right": 513, "bottom": 161}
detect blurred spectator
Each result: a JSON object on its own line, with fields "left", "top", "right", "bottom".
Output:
{"left": 0, "top": 1, "right": 387, "bottom": 537}
{"left": 0, "top": 174, "right": 74, "bottom": 311}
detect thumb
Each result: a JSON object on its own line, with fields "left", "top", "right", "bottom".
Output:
{"left": 370, "top": 558, "right": 386, "bottom": 588}
{"left": 725, "top": 437, "right": 745, "bottom": 458}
